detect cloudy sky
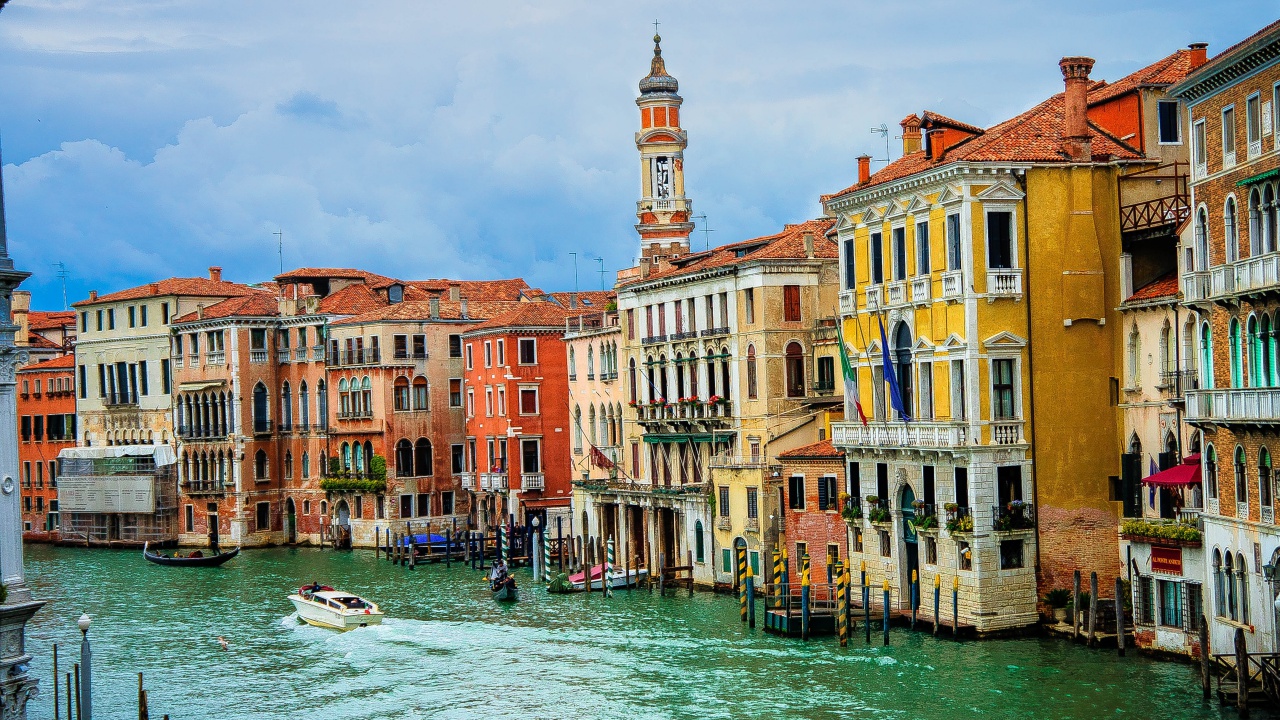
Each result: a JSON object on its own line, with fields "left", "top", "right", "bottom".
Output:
{"left": 0, "top": 1, "right": 1268, "bottom": 309}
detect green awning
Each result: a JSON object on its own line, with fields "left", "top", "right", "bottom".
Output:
{"left": 1237, "top": 168, "right": 1280, "bottom": 187}
{"left": 642, "top": 434, "right": 716, "bottom": 444}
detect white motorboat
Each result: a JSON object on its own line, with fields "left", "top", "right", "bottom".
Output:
{"left": 288, "top": 585, "right": 384, "bottom": 631}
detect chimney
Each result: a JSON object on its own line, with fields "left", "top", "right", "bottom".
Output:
{"left": 208, "top": 266, "right": 223, "bottom": 282}
{"left": 569, "top": 292, "right": 578, "bottom": 309}
{"left": 1188, "top": 42, "right": 1208, "bottom": 69}
{"left": 857, "top": 155, "right": 871, "bottom": 185}
{"left": 149, "top": 283, "right": 160, "bottom": 295}
{"left": 803, "top": 232, "right": 814, "bottom": 259}
{"left": 304, "top": 294, "right": 320, "bottom": 315}
{"left": 460, "top": 298, "right": 469, "bottom": 319}
{"left": 429, "top": 297, "right": 440, "bottom": 319}
{"left": 1059, "top": 56, "right": 1096, "bottom": 162}
{"left": 89, "top": 290, "right": 98, "bottom": 302}
{"left": 927, "top": 129, "right": 947, "bottom": 161}
{"left": 196, "top": 304, "right": 204, "bottom": 320}
{"left": 449, "top": 283, "right": 461, "bottom": 301}
{"left": 12, "top": 291, "right": 29, "bottom": 346}
{"left": 900, "top": 114, "right": 922, "bottom": 155}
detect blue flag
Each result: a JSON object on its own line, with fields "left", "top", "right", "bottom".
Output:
{"left": 878, "top": 315, "right": 910, "bottom": 422}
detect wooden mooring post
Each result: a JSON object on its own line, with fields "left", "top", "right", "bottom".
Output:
{"left": 933, "top": 575, "right": 940, "bottom": 636}
{"left": 910, "top": 569, "right": 918, "bottom": 630}
{"left": 687, "top": 550, "right": 694, "bottom": 597}
{"left": 557, "top": 517, "right": 564, "bottom": 573}
{"left": 746, "top": 562, "right": 756, "bottom": 629}
{"left": 1115, "top": 577, "right": 1125, "bottom": 657}
{"left": 1087, "top": 572, "right": 1098, "bottom": 648}
{"left": 658, "top": 552, "right": 666, "bottom": 595}
{"left": 1235, "top": 627, "right": 1249, "bottom": 717}
{"left": 882, "top": 580, "right": 891, "bottom": 647}
{"left": 1072, "top": 569, "right": 1081, "bottom": 641}
{"left": 74, "top": 664, "right": 81, "bottom": 720}
{"left": 52, "top": 643, "right": 58, "bottom": 720}
{"left": 800, "top": 554, "right": 811, "bottom": 641}
{"left": 1200, "top": 613, "right": 1212, "bottom": 700}
{"left": 65, "top": 672, "right": 73, "bottom": 720}
{"left": 952, "top": 576, "right": 959, "bottom": 638}
{"left": 862, "top": 561, "right": 871, "bottom": 644}
{"left": 138, "top": 672, "right": 149, "bottom": 720}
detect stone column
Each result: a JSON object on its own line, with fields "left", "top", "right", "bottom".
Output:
{"left": 0, "top": 13, "right": 42, "bottom": 710}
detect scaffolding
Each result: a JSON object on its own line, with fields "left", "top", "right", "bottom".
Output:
{"left": 56, "top": 446, "right": 178, "bottom": 547}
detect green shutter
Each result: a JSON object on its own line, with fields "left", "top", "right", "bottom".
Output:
{"left": 722, "top": 548, "right": 731, "bottom": 573}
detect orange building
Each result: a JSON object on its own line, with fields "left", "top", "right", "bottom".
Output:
{"left": 18, "top": 355, "right": 76, "bottom": 540}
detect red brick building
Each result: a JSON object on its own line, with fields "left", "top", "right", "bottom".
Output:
{"left": 777, "top": 439, "right": 847, "bottom": 587}
{"left": 19, "top": 354, "right": 76, "bottom": 540}
{"left": 461, "top": 302, "right": 578, "bottom": 532}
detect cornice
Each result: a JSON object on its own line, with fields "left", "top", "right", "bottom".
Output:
{"left": 825, "top": 163, "right": 1031, "bottom": 213}
{"left": 1170, "top": 35, "right": 1280, "bottom": 104}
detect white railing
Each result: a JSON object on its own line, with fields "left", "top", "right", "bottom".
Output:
{"left": 910, "top": 276, "right": 932, "bottom": 304}
{"left": 831, "top": 421, "right": 968, "bottom": 450}
{"left": 709, "top": 455, "right": 767, "bottom": 468}
{"left": 839, "top": 289, "right": 857, "bottom": 315}
{"left": 1263, "top": 505, "right": 1274, "bottom": 524}
{"left": 1238, "top": 502, "right": 1250, "bottom": 519}
{"left": 460, "top": 472, "right": 476, "bottom": 490}
{"left": 206, "top": 350, "right": 224, "bottom": 365}
{"left": 1186, "top": 387, "right": 1280, "bottom": 422}
{"left": 886, "top": 280, "right": 907, "bottom": 306}
{"left": 481, "top": 473, "right": 508, "bottom": 491}
{"left": 991, "top": 421, "right": 1024, "bottom": 445}
{"left": 1231, "top": 252, "right": 1280, "bottom": 296}
{"left": 521, "top": 473, "right": 545, "bottom": 491}
{"left": 1210, "top": 265, "right": 1236, "bottom": 298}
{"left": 277, "top": 349, "right": 291, "bottom": 364}
{"left": 865, "top": 285, "right": 883, "bottom": 311}
{"left": 941, "top": 270, "right": 963, "bottom": 300}
{"left": 1250, "top": 140, "right": 1262, "bottom": 160}
{"left": 249, "top": 349, "right": 268, "bottom": 364}
{"left": 295, "top": 348, "right": 308, "bottom": 361}
{"left": 173, "top": 357, "right": 184, "bottom": 369}
{"left": 1224, "top": 152, "right": 1236, "bottom": 171}
{"left": 986, "top": 269, "right": 1023, "bottom": 298}
{"left": 1182, "top": 270, "right": 1211, "bottom": 302}
{"left": 1207, "top": 498, "right": 1220, "bottom": 515}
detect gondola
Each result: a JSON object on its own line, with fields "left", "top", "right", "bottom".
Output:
{"left": 142, "top": 542, "right": 241, "bottom": 567}
{"left": 491, "top": 575, "right": 518, "bottom": 602}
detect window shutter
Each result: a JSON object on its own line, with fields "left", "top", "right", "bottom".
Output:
{"left": 817, "top": 476, "right": 829, "bottom": 510}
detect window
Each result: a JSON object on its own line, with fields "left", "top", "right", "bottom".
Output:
{"left": 1157, "top": 101, "right": 1181, "bottom": 144}
{"left": 185, "top": 505, "right": 194, "bottom": 533}
{"left": 746, "top": 487, "right": 759, "bottom": 519}
{"left": 869, "top": 232, "right": 884, "bottom": 284}
{"left": 520, "top": 387, "right": 539, "bottom": 414}
{"left": 1225, "top": 197, "right": 1239, "bottom": 263}
{"left": 788, "top": 476, "right": 805, "bottom": 510}
{"left": 1223, "top": 106, "right": 1237, "bottom": 165}
{"left": 842, "top": 238, "right": 856, "bottom": 289}
{"left": 393, "top": 335, "right": 408, "bottom": 359}
{"left": 448, "top": 334, "right": 462, "bottom": 358}
{"left": 945, "top": 214, "right": 962, "bottom": 272}
{"left": 484, "top": 341, "right": 492, "bottom": 368}
{"left": 394, "top": 377, "right": 410, "bottom": 411}
{"left": 466, "top": 388, "right": 474, "bottom": 417}
{"left": 417, "top": 494, "right": 431, "bottom": 518}
{"left": 818, "top": 476, "right": 837, "bottom": 511}
{"left": 451, "top": 444, "right": 465, "bottom": 474}
{"left": 783, "top": 285, "right": 801, "bottom": 322}
{"left": 1193, "top": 119, "right": 1207, "bottom": 174}
{"left": 485, "top": 387, "right": 494, "bottom": 417}
{"left": 1261, "top": 447, "right": 1274, "bottom": 510}
{"left": 785, "top": 342, "right": 805, "bottom": 397}
{"left": 161, "top": 302, "right": 170, "bottom": 324}
{"left": 924, "top": 536, "right": 937, "bottom": 565}
{"left": 255, "top": 450, "right": 268, "bottom": 479}
{"left": 892, "top": 227, "right": 907, "bottom": 280}
{"left": 986, "top": 211, "right": 1013, "bottom": 269}
{"left": 465, "top": 343, "right": 473, "bottom": 370}
{"left": 95, "top": 310, "right": 102, "bottom": 331}
{"left": 746, "top": 345, "right": 758, "bottom": 399}
{"left": 412, "top": 377, "right": 428, "bottom": 410}
{"left": 441, "top": 491, "right": 454, "bottom": 516}
{"left": 915, "top": 221, "right": 930, "bottom": 275}
{"left": 879, "top": 529, "right": 891, "bottom": 557}
{"left": 256, "top": 502, "right": 270, "bottom": 532}
{"left": 1000, "top": 539, "right": 1024, "bottom": 569}
{"left": 1247, "top": 93, "right": 1262, "bottom": 154}
{"left": 1158, "top": 579, "right": 1181, "bottom": 627}
{"left": 521, "top": 438, "right": 541, "bottom": 473}
{"left": 1236, "top": 445, "right": 1249, "bottom": 506}
{"left": 519, "top": 338, "right": 537, "bottom": 364}
{"left": 817, "top": 356, "right": 834, "bottom": 393}
{"left": 918, "top": 361, "right": 933, "bottom": 420}
{"left": 399, "top": 494, "right": 413, "bottom": 519}
{"left": 743, "top": 288, "right": 756, "bottom": 324}
{"left": 127, "top": 306, "right": 136, "bottom": 327}
{"left": 719, "top": 486, "right": 729, "bottom": 518}
{"left": 449, "top": 379, "right": 462, "bottom": 407}
{"left": 107, "top": 308, "right": 115, "bottom": 330}
{"left": 497, "top": 387, "right": 506, "bottom": 416}
{"left": 626, "top": 308, "right": 635, "bottom": 340}
{"left": 414, "top": 438, "right": 433, "bottom": 476}
{"left": 992, "top": 358, "right": 1016, "bottom": 420}
{"left": 161, "top": 359, "right": 170, "bottom": 394}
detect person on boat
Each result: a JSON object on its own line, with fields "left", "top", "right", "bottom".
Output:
{"left": 303, "top": 581, "right": 323, "bottom": 598}
{"left": 490, "top": 559, "right": 508, "bottom": 583}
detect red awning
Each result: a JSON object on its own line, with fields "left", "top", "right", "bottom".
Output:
{"left": 1142, "top": 454, "right": 1201, "bottom": 487}
{"left": 520, "top": 498, "right": 571, "bottom": 509}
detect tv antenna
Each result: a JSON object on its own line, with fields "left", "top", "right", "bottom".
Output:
{"left": 274, "top": 230, "right": 284, "bottom": 275}
{"left": 692, "top": 214, "right": 715, "bottom": 251}
{"left": 593, "top": 256, "right": 606, "bottom": 291}
{"left": 870, "top": 123, "right": 893, "bottom": 165}
{"left": 52, "top": 261, "right": 70, "bottom": 310}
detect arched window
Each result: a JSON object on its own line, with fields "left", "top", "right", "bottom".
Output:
{"left": 599, "top": 406, "right": 608, "bottom": 446}
{"left": 1249, "top": 315, "right": 1262, "bottom": 387}
{"left": 1267, "top": 184, "right": 1279, "bottom": 254}
{"left": 629, "top": 358, "right": 638, "bottom": 403}
{"left": 1195, "top": 208, "right": 1209, "bottom": 271}
{"left": 675, "top": 352, "right": 686, "bottom": 399}
{"left": 894, "top": 322, "right": 913, "bottom": 416}
{"left": 255, "top": 449, "right": 268, "bottom": 479}
{"left": 1264, "top": 314, "right": 1277, "bottom": 388}
{"left": 414, "top": 438, "right": 433, "bottom": 476}
{"left": 1250, "top": 188, "right": 1263, "bottom": 256}
{"left": 587, "top": 346, "right": 595, "bottom": 379}
{"left": 1230, "top": 318, "right": 1243, "bottom": 388}
{"left": 1238, "top": 552, "right": 1250, "bottom": 625}
{"left": 573, "top": 405, "right": 583, "bottom": 453}
{"left": 1160, "top": 320, "right": 1174, "bottom": 378}
{"left": 1201, "top": 322, "right": 1214, "bottom": 390}
{"left": 395, "top": 439, "right": 413, "bottom": 476}
{"left": 394, "top": 376, "right": 410, "bottom": 411}
{"left": 338, "top": 379, "right": 351, "bottom": 416}
{"left": 320, "top": 500, "right": 328, "bottom": 516}
{"left": 1260, "top": 447, "right": 1273, "bottom": 512}
{"left": 568, "top": 346, "right": 577, "bottom": 381}
{"left": 1225, "top": 196, "right": 1239, "bottom": 262}
{"left": 364, "top": 441, "right": 373, "bottom": 475}
{"left": 1235, "top": 445, "right": 1248, "bottom": 507}
{"left": 659, "top": 355, "right": 669, "bottom": 401}
{"left": 786, "top": 342, "right": 806, "bottom": 398}
{"left": 252, "top": 383, "right": 269, "bottom": 433}
{"left": 720, "top": 347, "right": 732, "bottom": 402}
{"left": 1128, "top": 323, "right": 1141, "bottom": 387}
{"left": 588, "top": 405, "right": 598, "bottom": 445}
{"left": 353, "top": 442, "right": 364, "bottom": 476}
{"left": 299, "top": 381, "right": 310, "bottom": 428}
{"left": 341, "top": 442, "right": 352, "bottom": 472}
{"left": 284, "top": 451, "right": 294, "bottom": 478}
{"left": 688, "top": 351, "right": 699, "bottom": 398}
{"left": 1214, "top": 549, "right": 1225, "bottom": 617}
{"left": 281, "top": 382, "right": 293, "bottom": 429}
{"left": 746, "top": 345, "right": 759, "bottom": 399}
{"left": 694, "top": 520, "right": 705, "bottom": 562}
{"left": 302, "top": 452, "right": 310, "bottom": 478}
{"left": 317, "top": 379, "right": 328, "bottom": 429}
{"left": 412, "top": 376, "right": 429, "bottom": 410}
{"left": 361, "top": 376, "right": 373, "bottom": 416}
{"left": 1205, "top": 444, "right": 1218, "bottom": 498}
{"left": 1226, "top": 551, "right": 1238, "bottom": 620}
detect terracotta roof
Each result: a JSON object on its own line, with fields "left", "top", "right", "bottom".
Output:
{"left": 626, "top": 218, "right": 837, "bottom": 286}
{"left": 547, "top": 291, "right": 615, "bottom": 308}
{"left": 778, "top": 439, "right": 843, "bottom": 459}
{"left": 1124, "top": 272, "right": 1179, "bottom": 304}
{"left": 274, "top": 268, "right": 396, "bottom": 285}
{"left": 27, "top": 311, "right": 76, "bottom": 330}
{"left": 1184, "top": 21, "right": 1280, "bottom": 84}
{"left": 171, "top": 293, "right": 280, "bottom": 324}
{"left": 73, "top": 277, "right": 260, "bottom": 307}
{"left": 20, "top": 354, "right": 75, "bottom": 371}
{"left": 1087, "top": 50, "right": 1197, "bottom": 105}
{"left": 329, "top": 300, "right": 527, "bottom": 326}
{"left": 315, "top": 284, "right": 387, "bottom": 316}
{"left": 409, "top": 279, "right": 533, "bottom": 302}
{"left": 461, "top": 302, "right": 582, "bottom": 334}
{"left": 920, "top": 111, "right": 984, "bottom": 135}
{"left": 27, "top": 335, "right": 62, "bottom": 349}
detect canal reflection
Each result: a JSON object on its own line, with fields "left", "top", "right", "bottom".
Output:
{"left": 21, "top": 545, "right": 1233, "bottom": 720}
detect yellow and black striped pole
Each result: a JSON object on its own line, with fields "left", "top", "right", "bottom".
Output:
{"left": 772, "top": 549, "right": 783, "bottom": 610}
{"left": 882, "top": 579, "right": 891, "bottom": 646}
{"left": 800, "top": 553, "right": 812, "bottom": 641}
{"left": 746, "top": 561, "right": 756, "bottom": 629}
{"left": 738, "top": 546, "right": 748, "bottom": 623}
{"left": 836, "top": 560, "right": 848, "bottom": 647}
{"left": 952, "top": 575, "right": 960, "bottom": 637}
{"left": 933, "top": 574, "right": 941, "bottom": 636}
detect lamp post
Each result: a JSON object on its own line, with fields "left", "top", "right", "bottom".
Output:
{"left": 77, "top": 615, "right": 91, "bottom": 720}
{"left": 0, "top": 6, "right": 42, "bottom": 720}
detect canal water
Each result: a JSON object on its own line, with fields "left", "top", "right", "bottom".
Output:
{"left": 20, "top": 545, "right": 1234, "bottom": 720}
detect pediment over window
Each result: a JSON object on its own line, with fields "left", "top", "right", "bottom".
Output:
{"left": 835, "top": 213, "right": 858, "bottom": 233}
{"left": 861, "top": 205, "right": 886, "bottom": 224}
{"left": 913, "top": 336, "right": 935, "bottom": 352}
{"left": 937, "top": 185, "right": 964, "bottom": 205}
{"left": 885, "top": 200, "right": 909, "bottom": 219}
{"left": 905, "top": 195, "right": 931, "bottom": 215}
{"left": 982, "top": 330, "right": 1028, "bottom": 349}
{"left": 976, "top": 181, "right": 1026, "bottom": 202}
{"left": 942, "top": 333, "right": 966, "bottom": 349}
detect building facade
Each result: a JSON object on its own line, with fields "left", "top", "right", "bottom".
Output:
{"left": 17, "top": 355, "right": 75, "bottom": 540}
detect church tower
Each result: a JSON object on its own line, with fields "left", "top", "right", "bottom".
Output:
{"left": 635, "top": 34, "right": 692, "bottom": 267}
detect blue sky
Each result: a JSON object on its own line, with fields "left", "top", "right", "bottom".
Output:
{"left": 0, "top": 1, "right": 1269, "bottom": 310}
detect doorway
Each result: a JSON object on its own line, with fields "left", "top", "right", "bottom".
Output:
{"left": 899, "top": 484, "right": 919, "bottom": 611}
{"left": 285, "top": 497, "right": 297, "bottom": 544}
{"left": 658, "top": 507, "right": 676, "bottom": 568}
{"left": 207, "top": 502, "right": 220, "bottom": 551}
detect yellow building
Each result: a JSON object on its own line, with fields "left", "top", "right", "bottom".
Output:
{"left": 825, "top": 50, "right": 1196, "bottom": 632}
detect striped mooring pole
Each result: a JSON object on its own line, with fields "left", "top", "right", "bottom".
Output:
{"left": 836, "top": 561, "right": 848, "bottom": 647}
{"left": 882, "top": 579, "right": 891, "bottom": 647}
{"left": 800, "top": 553, "right": 811, "bottom": 641}
{"left": 910, "top": 569, "right": 918, "bottom": 630}
{"left": 933, "top": 574, "right": 941, "bottom": 636}
{"left": 772, "top": 549, "right": 783, "bottom": 610}
{"left": 498, "top": 525, "right": 506, "bottom": 564}
{"left": 542, "top": 528, "right": 552, "bottom": 584}
{"left": 738, "top": 547, "right": 748, "bottom": 622}
{"left": 746, "top": 562, "right": 755, "bottom": 629}
{"left": 604, "top": 538, "right": 616, "bottom": 598}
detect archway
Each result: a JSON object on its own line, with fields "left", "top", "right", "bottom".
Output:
{"left": 285, "top": 497, "right": 297, "bottom": 544}
{"left": 899, "top": 483, "right": 919, "bottom": 611}
{"left": 893, "top": 322, "right": 913, "bottom": 417}
{"left": 336, "top": 499, "right": 351, "bottom": 527}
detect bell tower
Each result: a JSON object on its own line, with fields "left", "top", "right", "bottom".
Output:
{"left": 636, "top": 33, "right": 692, "bottom": 267}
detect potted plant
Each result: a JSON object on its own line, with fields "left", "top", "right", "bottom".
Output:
{"left": 865, "top": 496, "right": 890, "bottom": 524}
{"left": 1044, "top": 589, "right": 1071, "bottom": 623}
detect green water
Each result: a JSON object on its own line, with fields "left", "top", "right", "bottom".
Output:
{"left": 19, "top": 545, "right": 1233, "bottom": 720}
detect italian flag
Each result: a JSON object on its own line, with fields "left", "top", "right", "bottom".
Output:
{"left": 835, "top": 319, "right": 868, "bottom": 426}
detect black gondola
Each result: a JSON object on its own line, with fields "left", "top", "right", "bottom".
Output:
{"left": 491, "top": 575, "right": 518, "bottom": 602}
{"left": 142, "top": 542, "right": 241, "bottom": 567}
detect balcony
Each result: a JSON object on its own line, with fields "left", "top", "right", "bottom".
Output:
{"left": 249, "top": 349, "right": 268, "bottom": 364}
{"left": 700, "top": 327, "right": 730, "bottom": 338}
{"left": 173, "top": 357, "right": 184, "bottom": 369}
{"left": 993, "top": 502, "right": 1035, "bottom": 532}
{"left": 671, "top": 330, "right": 699, "bottom": 341}
{"left": 1187, "top": 254, "right": 1280, "bottom": 305}
{"left": 811, "top": 380, "right": 836, "bottom": 396}
{"left": 103, "top": 391, "right": 138, "bottom": 407}
{"left": 709, "top": 455, "right": 766, "bottom": 469}
{"left": 865, "top": 284, "right": 883, "bottom": 311}
{"left": 294, "top": 348, "right": 308, "bottom": 362}
{"left": 839, "top": 289, "right": 856, "bottom": 315}
{"left": 181, "top": 481, "right": 226, "bottom": 497}
{"left": 460, "top": 472, "right": 476, "bottom": 490}
{"left": 329, "top": 348, "right": 382, "bottom": 366}
{"left": 520, "top": 473, "right": 545, "bottom": 491}
{"left": 337, "top": 409, "right": 374, "bottom": 420}
{"left": 277, "top": 349, "right": 292, "bottom": 364}
{"left": 941, "top": 270, "right": 963, "bottom": 300}
{"left": 481, "top": 473, "right": 508, "bottom": 491}
{"left": 991, "top": 421, "right": 1024, "bottom": 445}
{"left": 1210, "top": 264, "right": 1236, "bottom": 298}
{"left": 1159, "top": 369, "right": 1199, "bottom": 400}
{"left": 252, "top": 420, "right": 273, "bottom": 436}
{"left": 206, "top": 350, "right": 225, "bottom": 365}
{"left": 832, "top": 420, "right": 968, "bottom": 450}
{"left": 311, "top": 345, "right": 325, "bottom": 362}
{"left": 1186, "top": 388, "right": 1280, "bottom": 423}
{"left": 1118, "top": 163, "right": 1190, "bottom": 234}
{"left": 642, "top": 335, "right": 668, "bottom": 345}
{"left": 986, "top": 269, "right": 1022, "bottom": 299}
{"left": 910, "top": 276, "right": 932, "bottom": 304}
{"left": 1183, "top": 270, "right": 1212, "bottom": 303}
{"left": 886, "top": 280, "right": 907, "bottom": 306}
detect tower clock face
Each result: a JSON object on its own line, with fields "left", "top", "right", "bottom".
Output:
{"left": 653, "top": 156, "right": 671, "bottom": 199}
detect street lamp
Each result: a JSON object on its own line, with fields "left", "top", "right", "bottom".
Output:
{"left": 78, "top": 614, "right": 91, "bottom": 720}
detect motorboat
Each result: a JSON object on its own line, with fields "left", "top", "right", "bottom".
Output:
{"left": 288, "top": 585, "right": 384, "bottom": 630}
{"left": 568, "top": 564, "right": 648, "bottom": 591}
{"left": 142, "top": 542, "right": 240, "bottom": 567}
